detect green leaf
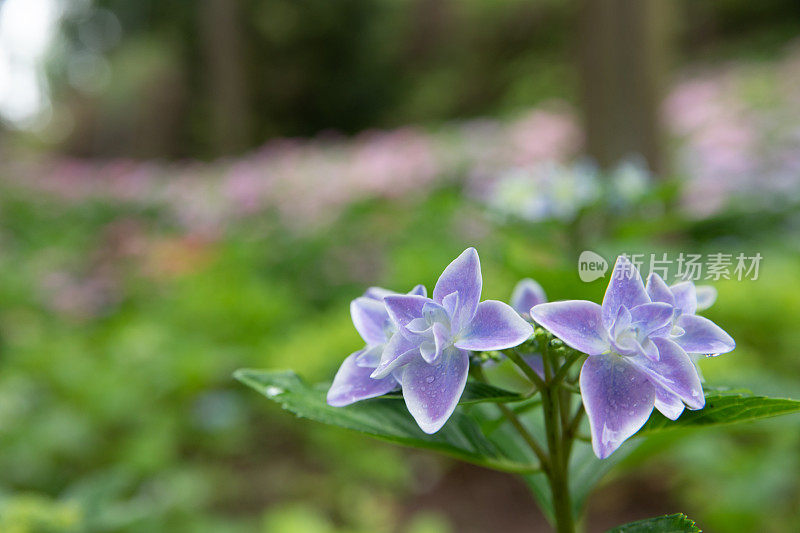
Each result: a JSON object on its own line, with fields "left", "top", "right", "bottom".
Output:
{"left": 641, "top": 391, "right": 800, "bottom": 434}
{"left": 382, "top": 380, "right": 524, "bottom": 404}
{"left": 568, "top": 440, "right": 631, "bottom": 517}
{"left": 607, "top": 513, "right": 700, "bottom": 532}
{"left": 235, "top": 369, "right": 540, "bottom": 475}
{"left": 566, "top": 390, "right": 800, "bottom": 521}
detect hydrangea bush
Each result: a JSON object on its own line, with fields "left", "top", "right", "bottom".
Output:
{"left": 238, "top": 248, "right": 800, "bottom": 532}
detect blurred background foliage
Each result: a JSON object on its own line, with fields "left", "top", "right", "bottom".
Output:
{"left": 1, "top": 0, "right": 800, "bottom": 532}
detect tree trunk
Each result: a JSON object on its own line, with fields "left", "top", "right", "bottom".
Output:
{"left": 200, "top": 0, "right": 251, "bottom": 156}
{"left": 577, "top": 0, "right": 673, "bottom": 175}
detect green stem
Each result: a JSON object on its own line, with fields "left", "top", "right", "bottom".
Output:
{"left": 559, "top": 388, "right": 571, "bottom": 440}
{"left": 557, "top": 382, "right": 581, "bottom": 394}
{"left": 566, "top": 404, "right": 585, "bottom": 438}
{"left": 470, "top": 365, "right": 548, "bottom": 469}
{"left": 563, "top": 404, "right": 585, "bottom": 460}
{"left": 497, "top": 403, "right": 549, "bottom": 470}
{"left": 510, "top": 396, "right": 543, "bottom": 415}
{"left": 495, "top": 341, "right": 580, "bottom": 532}
{"left": 505, "top": 349, "right": 546, "bottom": 390}
{"left": 552, "top": 351, "right": 583, "bottom": 384}
{"left": 541, "top": 342, "right": 576, "bottom": 533}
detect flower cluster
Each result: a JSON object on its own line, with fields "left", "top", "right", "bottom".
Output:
{"left": 2, "top": 107, "right": 579, "bottom": 233}
{"left": 474, "top": 158, "right": 653, "bottom": 224}
{"left": 327, "top": 248, "right": 532, "bottom": 433}
{"left": 531, "top": 256, "right": 734, "bottom": 458}
{"left": 328, "top": 251, "right": 735, "bottom": 459}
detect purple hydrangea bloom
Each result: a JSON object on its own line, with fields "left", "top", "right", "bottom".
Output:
{"left": 645, "top": 273, "right": 732, "bottom": 386}
{"left": 530, "top": 256, "right": 735, "bottom": 458}
{"left": 645, "top": 273, "right": 731, "bottom": 355}
{"left": 372, "top": 248, "right": 533, "bottom": 433}
{"left": 511, "top": 278, "right": 547, "bottom": 320}
{"left": 327, "top": 284, "right": 426, "bottom": 407}
{"left": 510, "top": 278, "right": 548, "bottom": 377}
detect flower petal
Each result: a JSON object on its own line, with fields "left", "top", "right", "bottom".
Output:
{"left": 629, "top": 337, "right": 705, "bottom": 409}
{"left": 364, "top": 286, "right": 395, "bottom": 301}
{"left": 441, "top": 291, "right": 459, "bottom": 321}
{"left": 580, "top": 354, "right": 656, "bottom": 459}
{"left": 637, "top": 338, "right": 660, "bottom": 360}
{"left": 371, "top": 333, "right": 419, "bottom": 379}
{"left": 365, "top": 284, "right": 428, "bottom": 301}
{"left": 433, "top": 248, "right": 482, "bottom": 331}
{"left": 610, "top": 305, "right": 632, "bottom": 341}
{"left": 670, "top": 281, "right": 697, "bottom": 316}
{"left": 602, "top": 256, "right": 649, "bottom": 329}
{"left": 645, "top": 273, "right": 675, "bottom": 306}
{"left": 384, "top": 294, "right": 429, "bottom": 328}
{"left": 510, "top": 278, "right": 547, "bottom": 316}
{"left": 674, "top": 314, "right": 735, "bottom": 354}
{"left": 454, "top": 300, "right": 533, "bottom": 351}
{"left": 406, "top": 318, "right": 431, "bottom": 334}
{"left": 689, "top": 353, "right": 706, "bottom": 382}
{"left": 629, "top": 302, "right": 674, "bottom": 336}
{"left": 409, "top": 284, "right": 428, "bottom": 298}
{"left": 401, "top": 347, "right": 470, "bottom": 433}
{"left": 695, "top": 285, "right": 717, "bottom": 312}
{"left": 422, "top": 301, "right": 450, "bottom": 328}
{"left": 351, "top": 297, "right": 389, "bottom": 345}
{"left": 420, "top": 322, "right": 450, "bottom": 364}
{"left": 522, "top": 354, "right": 545, "bottom": 379}
{"left": 654, "top": 388, "right": 685, "bottom": 420}
{"left": 530, "top": 301, "right": 609, "bottom": 356}
{"left": 327, "top": 351, "right": 398, "bottom": 407}
{"left": 355, "top": 344, "right": 384, "bottom": 367}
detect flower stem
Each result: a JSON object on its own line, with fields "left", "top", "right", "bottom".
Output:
{"left": 552, "top": 350, "right": 583, "bottom": 384}
{"left": 500, "top": 342, "right": 580, "bottom": 532}
{"left": 541, "top": 341, "right": 576, "bottom": 533}
{"left": 470, "top": 365, "right": 548, "bottom": 468}
{"left": 497, "top": 403, "right": 549, "bottom": 470}
{"left": 557, "top": 382, "right": 581, "bottom": 394}
{"left": 504, "top": 349, "right": 546, "bottom": 390}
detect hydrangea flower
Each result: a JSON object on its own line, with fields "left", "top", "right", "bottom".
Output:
{"left": 645, "top": 273, "right": 731, "bottom": 384}
{"left": 510, "top": 278, "right": 548, "bottom": 376}
{"left": 327, "top": 284, "right": 426, "bottom": 407}
{"left": 530, "top": 256, "right": 735, "bottom": 458}
{"left": 371, "top": 248, "right": 533, "bottom": 433}
{"left": 645, "top": 273, "right": 728, "bottom": 352}
{"left": 511, "top": 278, "right": 547, "bottom": 320}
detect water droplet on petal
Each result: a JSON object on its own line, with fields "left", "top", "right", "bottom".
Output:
{"left": 426, "top": 376, "right": 435, "bottom": 384}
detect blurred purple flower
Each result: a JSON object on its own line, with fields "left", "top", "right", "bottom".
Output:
{"left": 511, "top": 278, "right": 547, "bottom": 319}
{"left": 531, "top": 256, "right": 734, "bottom": 458}
{"left": 372, "top": 248, "right": 533, "bottom": 433}
{"left": 510, "top": 278, "right": 548, "bottom": 377}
